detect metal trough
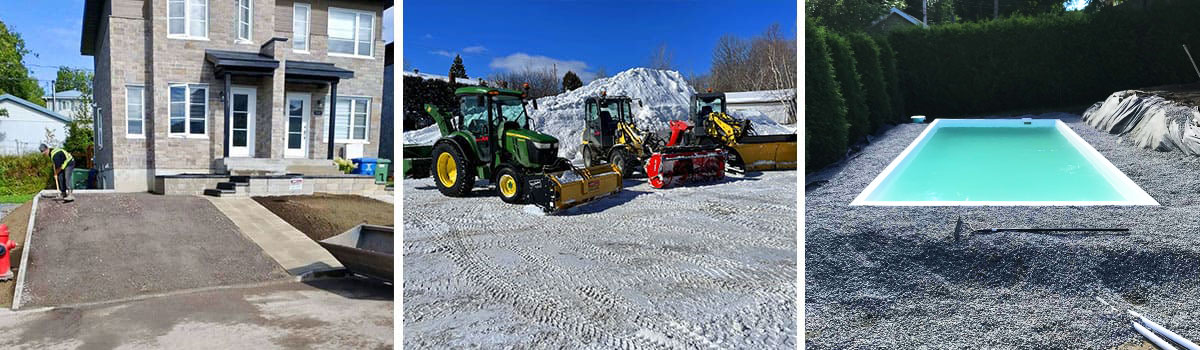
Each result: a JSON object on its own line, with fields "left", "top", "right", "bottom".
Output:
{"left": 318, "top": 224, "right": 393, "bottom": 282}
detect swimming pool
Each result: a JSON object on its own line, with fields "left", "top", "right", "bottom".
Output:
{"left": 851, "top": 119, "right": 1158, "bottom": 206}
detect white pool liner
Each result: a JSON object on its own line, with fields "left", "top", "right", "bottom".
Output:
{"left": 850, "top": 119, "right": 1159, "bottom": 206}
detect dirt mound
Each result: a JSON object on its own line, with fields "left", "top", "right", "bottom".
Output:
{"left": 253, "top": 193, "right": 393, "bottom": 241}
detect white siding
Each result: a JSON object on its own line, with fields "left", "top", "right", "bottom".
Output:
{"left": 0, "top": 100, "right": 71, "bottom": 155}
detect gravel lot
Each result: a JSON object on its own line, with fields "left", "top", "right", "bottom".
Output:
{"left": 805, "top": 113, "right": 1200, "bottom": 349}
{"left": 21, "top": 193, "right": 290, "bottom": 308}
{"left": 403, "top": 171, "right": 797, "bottom": 349}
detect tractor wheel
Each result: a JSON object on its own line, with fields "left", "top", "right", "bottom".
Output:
{"left": 582, "top": 147, "right": 594, "bottom": 167}
{"left": 433, "top": 143, "right": 475, "bottom": 197}
{"left": 495, "top": 166, "right": 526, "bottom": 204}
{"left": 610, "top": 148, "right": 636, "bottom": 179}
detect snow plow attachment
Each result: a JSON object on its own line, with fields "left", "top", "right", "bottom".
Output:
{"left": 729, "top": 134, "right": 798, "bottom": 172}
{"left": 644, "top": 147, "right": 727, "bottom": 189}
{"left": 527, "top": 164, "right": 623, "bottom": 213}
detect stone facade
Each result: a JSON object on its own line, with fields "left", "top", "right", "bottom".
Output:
{"left": 86, "top": 0, "right": 387, "bottom": 192}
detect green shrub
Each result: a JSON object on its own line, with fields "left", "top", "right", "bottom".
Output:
{"left": 805, "top": 21, "right": 848, "bottom": 172}
{"left": 847, "top": 32, "right": 892, "bottom": 133}
{"left": 403, "top": 75, "right": 468, "bottom": 131}
{"left": 887, "top": 2, "right": 1200, "bottom": 117}
{"left": 0, "top": 153, "right": 52, "bottom": 197}
{"left": 826, "top": 32, "right": 871, "bottom": 145}
{"left": 876, "top": 38, "right": 904, "bottom": 122}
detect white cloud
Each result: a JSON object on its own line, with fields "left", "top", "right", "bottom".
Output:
{"left": 489, "top": 53, "right": 594, "bottom": 81}
{"left": 430, "top": 50, "right": 455, "bottom": 58}
{"left": 462, "top": 46, "right": 487, "bottom": 54}
{"left": 423, "top": 33, "right": 433, "bottom": 39}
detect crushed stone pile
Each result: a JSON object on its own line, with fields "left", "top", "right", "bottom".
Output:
{"left": 1082, "top": 90, "right": 1200, "bottom": 155}
{"left": 402, "top": 68, "right": 796, "bottom": 161}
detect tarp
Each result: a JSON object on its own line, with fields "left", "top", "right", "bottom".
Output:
{"left": 1082, "top": 90, "right": 1200, "bottom": 156}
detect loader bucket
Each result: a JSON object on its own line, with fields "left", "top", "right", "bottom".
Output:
{"left": 731, "top": 134, "right": 798, "bottom": 171}
{"left": 644, "top": 148, "right": 727, "bottom": 189}
{"left": 527, "top": 164, "right": 623, "bottom": 213}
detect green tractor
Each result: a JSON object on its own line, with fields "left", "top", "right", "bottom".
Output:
{"left": 423, "top": 86, "right": 623, "bottom": 213}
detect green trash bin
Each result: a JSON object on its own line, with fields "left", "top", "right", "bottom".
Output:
{"left": 71, "top": 168, "right": 90, "bottom": 189}
{"left": 375, "top": 159, "right": 391, "bottom": 185}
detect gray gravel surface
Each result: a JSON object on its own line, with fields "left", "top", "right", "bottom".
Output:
{"left": 21, "top": 193, "right": 291, "bottom": 307}
{"left": 805, "top": 114, "right": 1200, "bottom": 349}
{"left": 404, "top": 172, "right": 797, "bottom": 349}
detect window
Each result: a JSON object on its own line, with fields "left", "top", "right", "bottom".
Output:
{"left": 459, "top": 95, "right": 486, "bottom": 136}
{"left": 236, "top": 0, "right": 251, "bottom": 42}
{"left": 169, "top": 84, "right": 207, "bottom": 136}
{"left": 168, "top": 0, "right": 207, "bottom": 38}
{"left": 293, "top": 3, "right": 310, "bottom": 52}
{"left": 328, "top": 8, "right": 373, "bottom": 57}
{"left": 334, "top": 97, "right": 369, "bottom": 141}
{"left": 126, "top": 86, "right": 144, "bottom": 137}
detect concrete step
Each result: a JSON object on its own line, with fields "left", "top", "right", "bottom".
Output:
{"left": 216, "top": 182, "right": 239, "bottom": 190}
{"left": 203, "top": 188, "right": 235, "bottom": 197}
{"left": 229, "top": 175, "right": 251, "bottom": 185}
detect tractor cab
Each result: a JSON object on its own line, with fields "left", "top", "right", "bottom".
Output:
{"left": 583, "top": 95, "right": 635, "bottom": 150}
{"left": 452, "top": 87, "right": 533, "bottom": 164}
{"left": 691, "top": 92, "right": 728, "bottom": 125}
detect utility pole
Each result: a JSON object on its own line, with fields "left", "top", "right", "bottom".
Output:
{"left": 994, "top": 0, "right": 999, "bottom": 19}
{"left": 923, "top": 0, "right": 927, "bottom": 26}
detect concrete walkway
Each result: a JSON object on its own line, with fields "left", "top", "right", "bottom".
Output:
{"left": 0, "top": 203, "right": 18, "bottom": 221}
{"left": 206, "top": 197, "right": 343, "bottom": 276}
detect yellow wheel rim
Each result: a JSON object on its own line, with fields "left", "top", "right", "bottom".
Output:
{"left": 437, "top": 152, "right": 457, "bottom": 188}
{"left": 499, "top": 174, "right": 517, "bottom": 198}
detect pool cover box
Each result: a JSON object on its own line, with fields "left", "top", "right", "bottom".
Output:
{"left": 851, "top": 119, "right": 1158, "bottom": 206}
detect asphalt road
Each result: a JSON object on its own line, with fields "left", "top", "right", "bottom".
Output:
{"left": 0, "top": 278, "right": 393, "bottom": 349}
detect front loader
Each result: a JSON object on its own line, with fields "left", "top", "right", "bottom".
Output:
{"left": 579, "top": 93, "right": 726, "bottom": 189}
{"left": 690, "top": 92, "right": 798, "bottom": 172}
{"left": 425, "top": 86, "right": 623, "bottom": 213}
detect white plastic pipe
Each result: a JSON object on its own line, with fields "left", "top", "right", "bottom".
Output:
{"left": 1129, "top": 310, "right": 1200, "bottom": 350}
{"left": 1135, "top": 321, "right": 1181, "bottom": 350}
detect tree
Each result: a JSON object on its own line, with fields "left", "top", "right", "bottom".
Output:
{"left": 0, "top": 20, "right": 46, "bottom": 106}
{"left": 953, "top": 0, "right": 1066, "bottom": 22}
{"left": 847, "top": 32, "right": 892, "bottom": 132}
{"left": 648, "top": 43, "right": 674, "bottom": 70}
{"left": 711, "top": 34, "right": 751, "bottom": 92}
{"left": 561, "top": 71, "right": 583, "bottom": 91}
{"left": 805, "top": 21, "right": 849, "bottom": 171}
{"left": 448, "top": 54, "right": 468, "bottom": 79}
{"left": 55, "top": 67, "right": 93, "bottom": 94}
{"left": 807, "top": 0, "right": 907, "bottom": 32}
{"left": 488, "top": 67, "right": 560, "bottom": 98}
{"left": 825, "top": 32, "right": 870, "bottom": 144}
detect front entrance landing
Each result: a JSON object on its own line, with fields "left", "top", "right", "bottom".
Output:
{"left": 205, "top": 197, "right": 342, "bottom": 276}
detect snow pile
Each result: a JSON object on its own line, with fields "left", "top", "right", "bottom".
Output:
{"left": 401, "top": 67, "right": 796, "bottom": 161}
{"left": 1082, "top": 90, "right": 1200, "bottom": 155}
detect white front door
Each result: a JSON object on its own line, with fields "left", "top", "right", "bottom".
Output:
{"left": 285, "top": 92, "right": 311, "bottom": 158}
{"left": 229, "top": 87, "right": 256, "bottom": 157}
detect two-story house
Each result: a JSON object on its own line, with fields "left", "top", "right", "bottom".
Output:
{"left": 82, "top": 0, "right": 390, "bottom": 192}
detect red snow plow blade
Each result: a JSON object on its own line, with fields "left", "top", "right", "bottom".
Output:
{"left": 644, "top": 147, "right": 727, "bottom": 189}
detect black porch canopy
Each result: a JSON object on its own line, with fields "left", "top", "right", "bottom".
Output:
{"left": 204, "top": 50, "right": 279, "bottom": 77}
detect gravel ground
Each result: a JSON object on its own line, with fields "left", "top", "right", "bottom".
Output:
{"left": 253, "top": 194, "right": 394, "bottom": 241}
{"left": 403, "top": 171, "right": 797, "bottom": 349}
{"left": 0, "top": 204, "right": 18, "bottom": 221}
{"left": 21, "top": 193, "right": 290, "bottom": 308}
{"left": 805, "top": 114, "right": 1200, "bottom": 349}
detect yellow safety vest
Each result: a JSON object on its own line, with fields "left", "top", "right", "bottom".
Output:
{"left": 51, "top": 148, "right": 74, "bottom": 170}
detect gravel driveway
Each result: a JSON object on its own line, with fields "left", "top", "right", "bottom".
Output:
{"left": 805, "top": 113, "right": 1200, "bottom": 349}
{"left": 404, "top": 171, "right": 797, "bottom": 349}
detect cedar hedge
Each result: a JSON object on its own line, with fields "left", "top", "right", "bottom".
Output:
{"left": 805, "top": 21, "right": 849, "bottom": 172}
{"left": 887, "top": 2, "right": 1200, "bottom": 117}
{"left": 826, "top": 31, "right": 871, "bottom": 145}
{"left": 847, "top": 32, "right": 893, "bottom": 134}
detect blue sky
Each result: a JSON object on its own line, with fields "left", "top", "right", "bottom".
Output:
{"left": 0, "top": 0, "right": 393, "bottom": 93}
{"left": 401, "top": 0, "right": 798, "bottom": 82}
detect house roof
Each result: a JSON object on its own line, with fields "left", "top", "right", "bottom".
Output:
{"left": 43, "top": 90, "right": 85, "bottom": 99}
{"left": 869, "top": 7, "right": 927, "bottom": 28}
{"left": 81, "top": 0, "right": 396, "bottom": 55}
{"left": 0, "top": 94, "right": 73, "bottom": 123}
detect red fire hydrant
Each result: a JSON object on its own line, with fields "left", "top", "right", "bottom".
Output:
{"left": 0, "top": 224, "right": 16, "bottom": 281}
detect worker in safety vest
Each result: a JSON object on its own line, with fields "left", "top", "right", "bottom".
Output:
{"left": 39, "top": 144, "right": 75, "bottom": 202}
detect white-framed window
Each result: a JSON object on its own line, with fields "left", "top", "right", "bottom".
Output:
{"left": 168, "top": 0, "right": 208, "bottom": 39}
{"left": 168, "top": 83, "right": 208, "bottom": 137}
{"left": 328, "top": 7, "right": 374, "bottom": 57}
{"left": 235, "top": 0, "right": 252, "bottom": 42}
{"left": 334, "top": 96, "right": 369, "bottom": 142}
{"left": 126, "top": 86, "right": 145, "bottom": 138}
{"left": 293, "top": 3, "right": 310, "bottom": 52}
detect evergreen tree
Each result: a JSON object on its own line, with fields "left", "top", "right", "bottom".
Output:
{"left": 561, "top": 71, "right": 583, "bottom": 91}
{"left": 448, "top": 54, "right": 468, "bottom": 79}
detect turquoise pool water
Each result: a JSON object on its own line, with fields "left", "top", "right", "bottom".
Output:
{"left": 853, "top": 119, "right": 1157, "bottom": 205}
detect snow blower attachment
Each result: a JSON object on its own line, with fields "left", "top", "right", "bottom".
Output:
{"left": 425, "top": 85, "right": 623, "bottom": 214}
{"left": 579, "top": 94, "right": 726, "bottom": 189}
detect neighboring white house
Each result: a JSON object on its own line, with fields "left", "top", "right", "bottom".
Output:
{"left": 403, "top": 70, "right": 482, "bottom": 85}
{"left": 726, "top": 88, "right": 797, "bottom": 125}
{"left": 42, "top": 90, "right": 88, "bottom": 115}
{"left": 0, "top": 94, "right": 71, "bottom": 155}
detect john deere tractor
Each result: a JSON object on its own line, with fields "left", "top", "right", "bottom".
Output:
{"left": 425, "top": 86, "right": 622, "bottom": 213}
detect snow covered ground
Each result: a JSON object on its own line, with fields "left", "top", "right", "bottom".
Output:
{"left": 403, "top": 171, "right": 797, "bottom": 348}
{"left": 402, "top": 68, "right": 797, "bottom": 161}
